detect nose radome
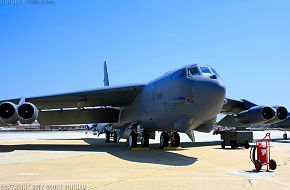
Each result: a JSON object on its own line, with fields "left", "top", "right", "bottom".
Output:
{"left": 193, "top": 79, "right": 225, "bottom": 98}
{"left": 192, "top": 78, "right": 226, "bottom": 112}
{"left": 209, "top": 80, "right": 226, "bottom": 96}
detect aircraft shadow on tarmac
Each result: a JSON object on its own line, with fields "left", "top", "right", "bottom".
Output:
{"left": 0, "top": 138, "right": 203, "bottom": 166}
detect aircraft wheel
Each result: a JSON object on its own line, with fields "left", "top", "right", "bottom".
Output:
{"left": 254, "top": 160, "right": 262, "bottom": 172}
{"left": 129, "top": 132, "right": 137, "bottom": 148}
{"left": 105, "top": 131, "right": 110, "bottom": 143}
{"left": 244, "top": 141, "right": 250, "bottom": 149}
{"left": 221, "top": 140, "right": 225, "bottom": 149}
{"left": 113, "top": 131, "right": 118, "bottom": 142}
{"left": 283, "top": 133, "right": 287, "bottom": 140}
{"left": 160, "top": 132, "right": 169, "bottom": 148}
{"left": 171, "top": 132, "right": 180, "bottom": 147}
{"left": 141, "top": 132, "right": 149, "bottom": 148}
{"left": 269, "top": 159, "right": 277, "bottom": 170}
{"left": 230, "top": 141, "right": 236, "bottom": 149}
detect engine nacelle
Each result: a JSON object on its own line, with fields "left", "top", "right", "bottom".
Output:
{"left": 0, "top": 102, "right": 18, "bottom": 124}
{"left": 236, "top": 106, "right": 275, "bottom": 124}
{"left": 17, "top": 102, "right": 38, "bottom": 124}
{"left": 263, "top": 106, "right": 288, "bottom": 125}
{"left": 275, "top": 106, "right": 288, "bottom": 120}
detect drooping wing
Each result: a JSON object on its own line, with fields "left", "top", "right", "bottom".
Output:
{"left": 221, "top": 98, "right": 257, "bottom": 115}
{"left": 1, "top": 84, "right": 145, "bottom": 110}
{"left": 218, "top": 98, "right": 258, "bottom": 127}
{"left": 0, "top": 84, "right": 145, "bottom": 126}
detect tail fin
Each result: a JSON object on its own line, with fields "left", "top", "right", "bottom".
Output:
{"left": 103, "top": 60, "right": 110, "bottom": 86}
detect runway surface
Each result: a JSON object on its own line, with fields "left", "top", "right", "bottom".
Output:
{"left": 0, "top": 131, "right": 289, "bottom": 190}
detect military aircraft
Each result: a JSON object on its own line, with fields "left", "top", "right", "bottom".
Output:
{"left": 0, "top": 62, "right": 288, "bottom": 148}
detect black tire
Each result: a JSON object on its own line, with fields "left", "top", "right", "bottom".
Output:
{"left": 105, "top": 131, "right": 110, "bottom": 143}
{"left": 244, "top": 142, "right": 250, "bottom": 149}
{"left": 269, "top": 159, "right": 277, "bottom": 170}
{"left": 171, "top": 132, "right": 180, "bottom": 147}
{"left": 128, "top": 132, "right": 137, "bottom": 148}
{"left": 141, "top": 132, "right": 149, "bottom": 148}
{"left": 160, "top": 132, "right": 169, "bottom": 148}
{"left": 254, "top": 160, "right": 262, "bottom": 172}
{"left": 113, "top": 131, "right": 118, "bottom": 142}
{"left": 283, "top": 133, "right": 287, "bottom": 140}
{"left": 221, "top": 141, "right": 225, "bottom": 149}
{"left": 230, "top": 141, "right": 236, "bottom": 149}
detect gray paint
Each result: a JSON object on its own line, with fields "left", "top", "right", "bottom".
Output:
{"left": 1, "top": 64, "right": 286, "bottom": 138}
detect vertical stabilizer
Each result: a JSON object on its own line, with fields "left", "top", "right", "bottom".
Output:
{"left": 103, "top": 60, "right": 110, "bottom": 86}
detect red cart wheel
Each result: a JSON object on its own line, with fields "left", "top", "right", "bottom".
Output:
{"left": 254, "top": 160, "right": 262, "bottom": 172}
{"left": 269, "top": 159, "right": 277, "bottom": 170}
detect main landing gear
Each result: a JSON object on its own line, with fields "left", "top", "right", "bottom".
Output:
{"left": 128, "top": 131, "right": 150, "bottom": 148}
{"left": 160, "top": 131, "right": 180, "bottom": 148}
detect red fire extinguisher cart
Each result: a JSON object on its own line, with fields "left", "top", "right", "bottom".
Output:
{"left": 250, "top": 133, "right": 277, "bottom": 172}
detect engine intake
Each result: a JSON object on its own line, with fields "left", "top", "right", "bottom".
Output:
{"left": 17, "top": 102, "right": 38, "bottom": 124}
{"left": 0, "top": 102, "right": 18, "bottom": 124}
{"left": 276, "top": 106, "right": 288, "bottom": 120}
{"left": 236, "top": 106, "right": 275, "bottom": 124}
{"left": 263, "top": 106, "right": 288, "bottom": 125}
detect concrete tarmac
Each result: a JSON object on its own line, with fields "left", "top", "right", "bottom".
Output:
{"left": 0, "top": 131, "right": 289, "bottom": 190}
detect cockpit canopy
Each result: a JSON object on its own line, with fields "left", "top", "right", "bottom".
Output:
{"left": 187, "top": 65, "right": 219, "bottom": 78}
{"left": 169, "top": 64, "right": 220, "bottom": 80}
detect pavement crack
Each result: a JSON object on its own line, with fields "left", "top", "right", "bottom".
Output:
{"left": 248, "top": 179, "right": 253, "bottom": 187}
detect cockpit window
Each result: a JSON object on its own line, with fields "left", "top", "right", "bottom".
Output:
{"left": 200, "top": 67, "right": 212, "bottom": 74}
{"left": 210, "top": 68, "right": 219, "bottom": 76}
{"left": 188, "top": 67, "right": 200, "bottom": 76}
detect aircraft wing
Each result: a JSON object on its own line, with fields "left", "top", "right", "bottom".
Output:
{"left": 0, "top": 84, "right": 145, "bottom": 110}
{"left": 221, "top": 98, "right": 257, "bottom": 115}
{"left": 218, "top": 98, "right": 260, "bottom": 127}
{"left": 0, "top": 84, "right": 145, "bottom": 126}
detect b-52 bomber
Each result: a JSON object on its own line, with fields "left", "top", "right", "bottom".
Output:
{"left": 0, "top": 62, "right": 288, "bottom": 148}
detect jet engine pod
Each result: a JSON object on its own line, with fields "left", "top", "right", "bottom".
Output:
{"left": 236, "top": 106, "right": 275, "bottom": 124}
{"left": 0, "top": 102, "right": 19, "bottom": 124}
{"left": 17, "top": 102, "right": 38, "bottom": 124}
{"left": 263, "top": 106, "right": 288, "bottom": 125}
{"left": 275, "top": 106, "right": 288, "bottom": 120}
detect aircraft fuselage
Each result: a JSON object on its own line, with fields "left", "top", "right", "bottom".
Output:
{"left": 119, "top": 65, "right": 226, "bottom": 133}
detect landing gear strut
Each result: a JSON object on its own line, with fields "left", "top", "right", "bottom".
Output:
{"left": 160, "top": 132, "right": 180, "bottom": 148}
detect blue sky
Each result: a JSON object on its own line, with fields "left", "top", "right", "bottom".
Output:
{"left": 1, "top": 0, "right": 290, "bottom": 108}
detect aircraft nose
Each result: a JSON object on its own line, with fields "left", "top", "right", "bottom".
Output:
{"left": 193, "top": 78, "right": 225, "bottom": 96}
{"left": 192, "top": 78, "right": 226, "bottom": 112}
